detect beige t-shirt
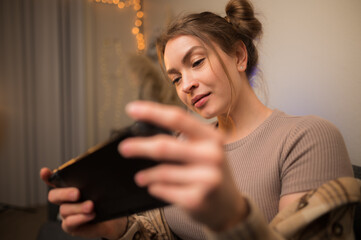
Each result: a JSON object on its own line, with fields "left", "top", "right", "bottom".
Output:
{"left": 164, "top": 109, "right": 353, "bottom": 240}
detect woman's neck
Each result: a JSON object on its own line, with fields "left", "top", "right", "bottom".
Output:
{"left": 217, "top": 84, "right": 272, "bottom": 144}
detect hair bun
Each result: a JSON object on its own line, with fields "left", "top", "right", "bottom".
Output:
{"left": 225, "top": 0, "right": 262, "bottom": 40}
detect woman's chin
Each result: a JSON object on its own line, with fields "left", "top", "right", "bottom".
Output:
{"left": 197, "top": 110, "right": 217, "bottom": 120}
{"left": 188, "top": 105, "right": 217, "bottom": 120}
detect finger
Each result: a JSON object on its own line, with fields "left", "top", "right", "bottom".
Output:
{"left": 59, "top": 200, "right": 94, "bottom": 218}
{"left": 40, "top": 167, "right": 56, "bottom": 187}
{"left": 125, "top": 101, "right": 221, "bottom": 141}
{"left": 119, "top": 135, "right": 223, "bottom": 164}
{"left": 48, "top": 188, "right": 80, "bottom": 204}
{"left": 135, "top": 164, "right": 222, "bottom": 188}
{"left": 62, "top": 213, "right": 96, "bottom": 233}
{"left": 148, "top": 183, "right": 209, "bottom": 210}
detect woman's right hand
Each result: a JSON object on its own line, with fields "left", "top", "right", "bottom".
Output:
{"left": 119, "top": 101, "right": 249, "bottom": 231}
{"left": 40, "top": 168, "right": 127, "bottom": 240}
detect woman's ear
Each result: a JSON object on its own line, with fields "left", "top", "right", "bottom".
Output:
{"left": 235, "top": 41, "right": 248, "bottom": 72}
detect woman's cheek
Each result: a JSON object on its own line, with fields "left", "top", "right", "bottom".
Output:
{"left": 176, "top": 90, "right": 190, "bottom": 108}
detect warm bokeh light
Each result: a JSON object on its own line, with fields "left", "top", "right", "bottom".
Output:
{"left": 135, "top": 19, "right": 142, "bottom": 27}
{"left": 136, "top": 33, "right": 143, "bottom": 39}
{"left": 117, "top": 2, "right": 125, "bottom": 8}
{"left": 132, "top": 27, "right": 139, "bottom": 35}
{"left": 94, "top": 0, "right": 145, "bottom": 52}
{"left": 134, "top": 4, "right": 141, "bottom": 11}
{"left": 136, "top": 11, "right": 143, "bottom": 18}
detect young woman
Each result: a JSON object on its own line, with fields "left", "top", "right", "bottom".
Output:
{"left": 41, "top": 0, "right": 355, "bottom": 239}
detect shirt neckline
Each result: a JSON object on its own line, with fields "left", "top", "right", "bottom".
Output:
{"left": 223, "top": 109, "right": 282, "bottom": 151}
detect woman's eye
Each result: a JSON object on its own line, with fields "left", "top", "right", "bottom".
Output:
{"left": 192, "top": 58, "right": 205, "bottom": 68}
{"left": 172, "top": 77, "right": 181, "bottom": 85}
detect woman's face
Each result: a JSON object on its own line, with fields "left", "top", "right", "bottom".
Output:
{"left": 164, "top": 35, "right": 242, "bottom": 119}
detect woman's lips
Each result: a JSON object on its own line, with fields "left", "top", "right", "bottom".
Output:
{"left": 192, "top": 93, "right": 211, "bottom": 108}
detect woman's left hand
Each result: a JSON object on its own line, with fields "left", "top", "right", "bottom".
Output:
{"left": 118, "top": 101, "right": 248, "bottom": 231}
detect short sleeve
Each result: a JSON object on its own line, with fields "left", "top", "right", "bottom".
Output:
{"left": 280, "top": 116, "right": 353, "bottom": 196}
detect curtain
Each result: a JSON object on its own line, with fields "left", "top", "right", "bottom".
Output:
{"left": 0, "top": 0, "right": 87, "bottom": 207}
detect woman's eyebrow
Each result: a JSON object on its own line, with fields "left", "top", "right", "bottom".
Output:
{"left": 181, "top": 46, "right": 203, "bottom": 64}
{"left": 166, "top": 46, "right": 204, "bottom": 75}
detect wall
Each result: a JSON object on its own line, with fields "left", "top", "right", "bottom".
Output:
{"left": 150, "top": 0, "right": 361, "bottom": 166}
{"left": 254, "top": 0, "right": 361, "bottom": 166}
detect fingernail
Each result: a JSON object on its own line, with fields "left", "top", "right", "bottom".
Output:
{"left": 118, "top": 140, "right": 131, "bottom": 157}
{"left": 83, "top": 201, "right": 93, "bottom": 212}
{"left": 69, "top": 190, "right": 78, "bottom": 201}
{"left": 125, "top": 102, "right": 140, "bottom": 114}
{"left": 135, "top": 172, "right": 145, "bottom": 187}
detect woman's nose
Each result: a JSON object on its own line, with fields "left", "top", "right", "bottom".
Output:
{"left": 182, "top": 76, "right": 199, "bottom": 93}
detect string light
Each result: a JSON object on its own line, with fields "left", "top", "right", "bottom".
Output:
{"left": 135, "top": 19, "right": 142, "bottom": 27}
{"left": 136, "top": 33, "right": 143, "bottom": 39}
{"left": 136, "top": 11, "right": 143, "bottom": 18}
{"left": 132, "top": 27, "right": 139, "bottom": 35}
{"left": 134, "top": 4, "right": 141, "bottom": 11}
{"left": 93, "top": 0, "right": 145, "bottom": 53}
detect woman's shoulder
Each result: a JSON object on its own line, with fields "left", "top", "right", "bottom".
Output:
{"left": 272, "top": 110, "right": 349, "bottom": 166}
{"left": 272, "top": 109, "right": 341, "bottom": 137}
